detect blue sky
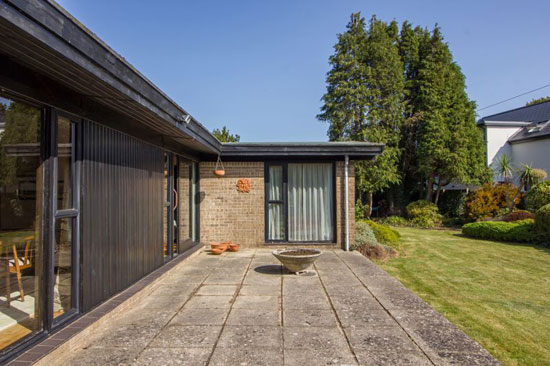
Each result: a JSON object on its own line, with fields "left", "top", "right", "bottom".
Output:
{"left": 57, "top": 0, "right": 550, "bottom": 142}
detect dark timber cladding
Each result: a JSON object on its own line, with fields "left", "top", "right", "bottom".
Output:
{"left": 80, "top": 120, "right": 164, "bottom": 311}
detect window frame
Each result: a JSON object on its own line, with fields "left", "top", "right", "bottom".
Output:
{"left": 264, "top": 160, "right": 336, "bottom": 244}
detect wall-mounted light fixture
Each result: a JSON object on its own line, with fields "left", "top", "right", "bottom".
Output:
{"left": 178, "top": 114, "right": 192, "bottom": 124}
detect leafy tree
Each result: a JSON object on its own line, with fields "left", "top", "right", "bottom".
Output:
{"left": 526, "top": 96, "right": 550, "bottom": 106}
{"left": 212, "top": 126, "right": 240, "bottom": 142}
{"left": 318, "top": 14, "right": 405, "bottom": 216}
{"left": 0, "top": 101, "right": 40, "bottom": 186}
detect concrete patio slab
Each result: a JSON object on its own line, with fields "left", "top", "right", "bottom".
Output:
{"left": 54, "top": 249, "right": 500, "bottom": 366}
{"left": 170, "top": 307, "right": 229, "bottom": 326}
{"left": 226, "top": 307, "right": 281, "bottom": 326}
{"left": 284, "top": 348, "right": 357, "bottom": 366}
{"left": 217, "top": 325, "right": 283, "bottom": 349}
{"left": 283, "top": 308, "right": 339, "bottom": 327}
{"left": 238, "top": 284, "right": 281, "bottom": 296}
{"left": 149, "top": 325, "right": 222, "bottom": 348}
{"left": 232, "top": 295, "right": 279, "bottom": 310}
{"left": 184, "top": 295, "right": 233, "bottom": 309}
{"left": 208, "top": 347, "right": 283, "bottom": 366}
{"left": 133, "top": 347, "right": 211, "bottom": 366}
{"left": 195, "top": 284, "right": 239, "bottom": 296}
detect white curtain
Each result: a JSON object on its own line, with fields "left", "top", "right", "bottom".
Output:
{"left": 268, "top": 166, "right": 284, "bottom": 240}
{"left": 288, "top": 163, "right": 333, "bottom": 241}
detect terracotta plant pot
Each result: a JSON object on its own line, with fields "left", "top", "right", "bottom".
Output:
{"left": 210, "top": 243, "right": 222, "bottom": 249}
{"left": 228, "top": 243, "right": 240, "bottom": 252}
{"left": 214, "top": 169, "right": 225, "bottom": 177}
{"left": 210, "top": 248, "right": 224, "bottom": 255}
{"left": 211, "top": 243, "right": 228, "bottom": 251}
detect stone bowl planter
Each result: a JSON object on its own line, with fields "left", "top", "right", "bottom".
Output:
{"left": 272, "top": 249, "right": 322, "bottom": 273}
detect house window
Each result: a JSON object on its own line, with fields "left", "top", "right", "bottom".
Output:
{"left": 266, "top": 162, "right": 334, "bottom": 242}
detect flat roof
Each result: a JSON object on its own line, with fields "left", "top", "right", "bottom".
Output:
{"left": 1, "top": 0, "right": 384, "bottom": 160}
{"left": 221, "top": 142, "right": 384, "bottom": 159}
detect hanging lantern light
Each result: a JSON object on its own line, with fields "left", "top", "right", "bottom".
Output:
{"left": 214, "top": 155, "right": 225, "bottom": 177}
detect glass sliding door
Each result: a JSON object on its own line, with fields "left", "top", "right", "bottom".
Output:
{"left": 52, "top": 114, "right": 79, "bottom": 323}
{"left": 287, "top": 163, "right": 334, "bottom": 241}
{"left": 267, "top": 165, "right": 285, "bottom": 241}
{"left": 266, "top": 162, "right": 334, "bottom": 243}
{"left": 0, "top": 95, "right": 43, "bottom": 351}
{"left": 190, "top": 162, "right": 199, "bottom": 243}
{"left": 163, "top": 154, "right": 171, "bottom": 259}
{"left": 172, "top": 157, "right": 179, "bottom": 256}
{"left": 177, "top": 159, "right": 198, "bottom": 252}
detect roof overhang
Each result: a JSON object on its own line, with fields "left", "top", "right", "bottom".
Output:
{"left": 477, "top": 120, "right": 531, "bottom": 127}
{"left": 220, "top": 142, "right": 384, "bottom": 160}
{"left": 0, "top": 0, "right": 221, "bottom": 155}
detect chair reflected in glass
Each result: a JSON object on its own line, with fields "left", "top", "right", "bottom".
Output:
{"left": 0, "top": 236, "right": 35, "bottom": 307}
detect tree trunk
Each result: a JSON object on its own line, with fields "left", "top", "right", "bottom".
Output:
{"left": 367, "top": 192, "right": 373, "bottom": 217}
{"left": 505, "top": 182, "right": 511, "bottom": 213}
{"left": 434, "top": 178, "right": 443, "bottom": 205}
{"left": 425, "top": 172, "right": 435, "bottom": 202}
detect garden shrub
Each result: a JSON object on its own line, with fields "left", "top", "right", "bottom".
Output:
{"left": 406, "top": 200, "right": 443, "bottom": 228}
{"left": 379, "top": 215, "right": 409, "bottom": 227}
{"left": 464, "top": 183, "right": 520, "bottom": 220}
{"left": 526, "top": 180, "right": 550, "bottom": 212}
{"left": 353, "top": 221, "right": 398, "bottom": 260}
{"left": 461, "top": 219, "right": 537, "bottom": 243}
{"left": 441, "top": 216, "right": 464, "bottom": 227}
{"left": 501, "top": 210, "right": 535, "bottom": 222}
{"left": 357, "top": 243, "right": 398, "bottom": 260}
{"left": 438, "top": 190, "right": 467, "bottom": 218}
{"left": 352, "top": 221, "right": 379, "bottom": 250}
{"left": 364, "top": 220, "right": 401, "bottom": 251}
{"left": 535, "top": 204, "right": 550, "bottom": 244}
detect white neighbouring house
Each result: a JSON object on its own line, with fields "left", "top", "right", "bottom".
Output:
{"left": 478, "top": 101, "right": 550, "bottom": 182}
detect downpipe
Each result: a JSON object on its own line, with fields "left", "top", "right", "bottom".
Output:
{"left": 344, "top": 155, "right": 349, "bottom": 251}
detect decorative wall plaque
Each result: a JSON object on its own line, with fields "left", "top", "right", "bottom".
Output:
{"left": 236, "top": 178, "right": 251, "bottom": 193}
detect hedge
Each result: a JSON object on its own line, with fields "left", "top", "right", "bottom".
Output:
{"left": 461, "top": 219, "right": 537, "bottom": 243}
{"left": 526, "top": 180, "right": 550, "bottom": 212}
{"left": 535, "top": 204, "right": 550, "bottom": 243}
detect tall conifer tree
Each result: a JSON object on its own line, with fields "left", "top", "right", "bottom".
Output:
{"left": 320, "top": 15, "right": 489, "bottom": 215}
{"left": 319, "top": 14, "right": 404, "bottom": 216}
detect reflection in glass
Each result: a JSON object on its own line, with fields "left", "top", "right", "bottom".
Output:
{"left": 57, "top": 117, "right": 72, "bottom": 210}
{"left": 163, "top": 154, "right": 169, "bottom": 258}
{"left": 172, "top": 157, "right": 179, "bottom": 256}
{"left": 53, "top": 218, "right": 73, "bottom": 318}
{"left": 0, "top": 96, "right": 42, "bottom": 350}
{"left": 267, "top": 165, "right": 284, "bottom": 240}
{"left": 268, "top": 203, "right": 285, "bottom": 240}
{"left": 190, "top": 163, "right": 198, "bottom": 242}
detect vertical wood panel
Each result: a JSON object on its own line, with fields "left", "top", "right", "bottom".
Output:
{"left": 80, "top": 120, "right": 164, "bottom": 311}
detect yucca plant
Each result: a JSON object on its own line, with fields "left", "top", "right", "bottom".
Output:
{"left": 495, "top": 154, "right": 515, "bottom": 212}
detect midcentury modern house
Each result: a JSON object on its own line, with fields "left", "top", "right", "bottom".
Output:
{"left": 478, "top": 101, "right": 550, "bottom": 182}
{"left": 0, "top": 0, "right": 382, "bottom": 361}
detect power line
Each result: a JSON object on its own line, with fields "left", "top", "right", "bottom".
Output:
{"left": 477, "top": 83, "right": 550, "bottom": 112}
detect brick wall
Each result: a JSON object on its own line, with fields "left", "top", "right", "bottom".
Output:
{"left": 199, "top": 160, "right": 355, "bottom": 248}
{"left": 199, "top": 162, "right": 265, "bottom": 246}
{"left": 336, "top": 160, "right": 355, "bottom": 248}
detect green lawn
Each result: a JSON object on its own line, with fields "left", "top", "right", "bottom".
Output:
{"left": 376, "top": 227, "right": 550, "bottom": 366}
